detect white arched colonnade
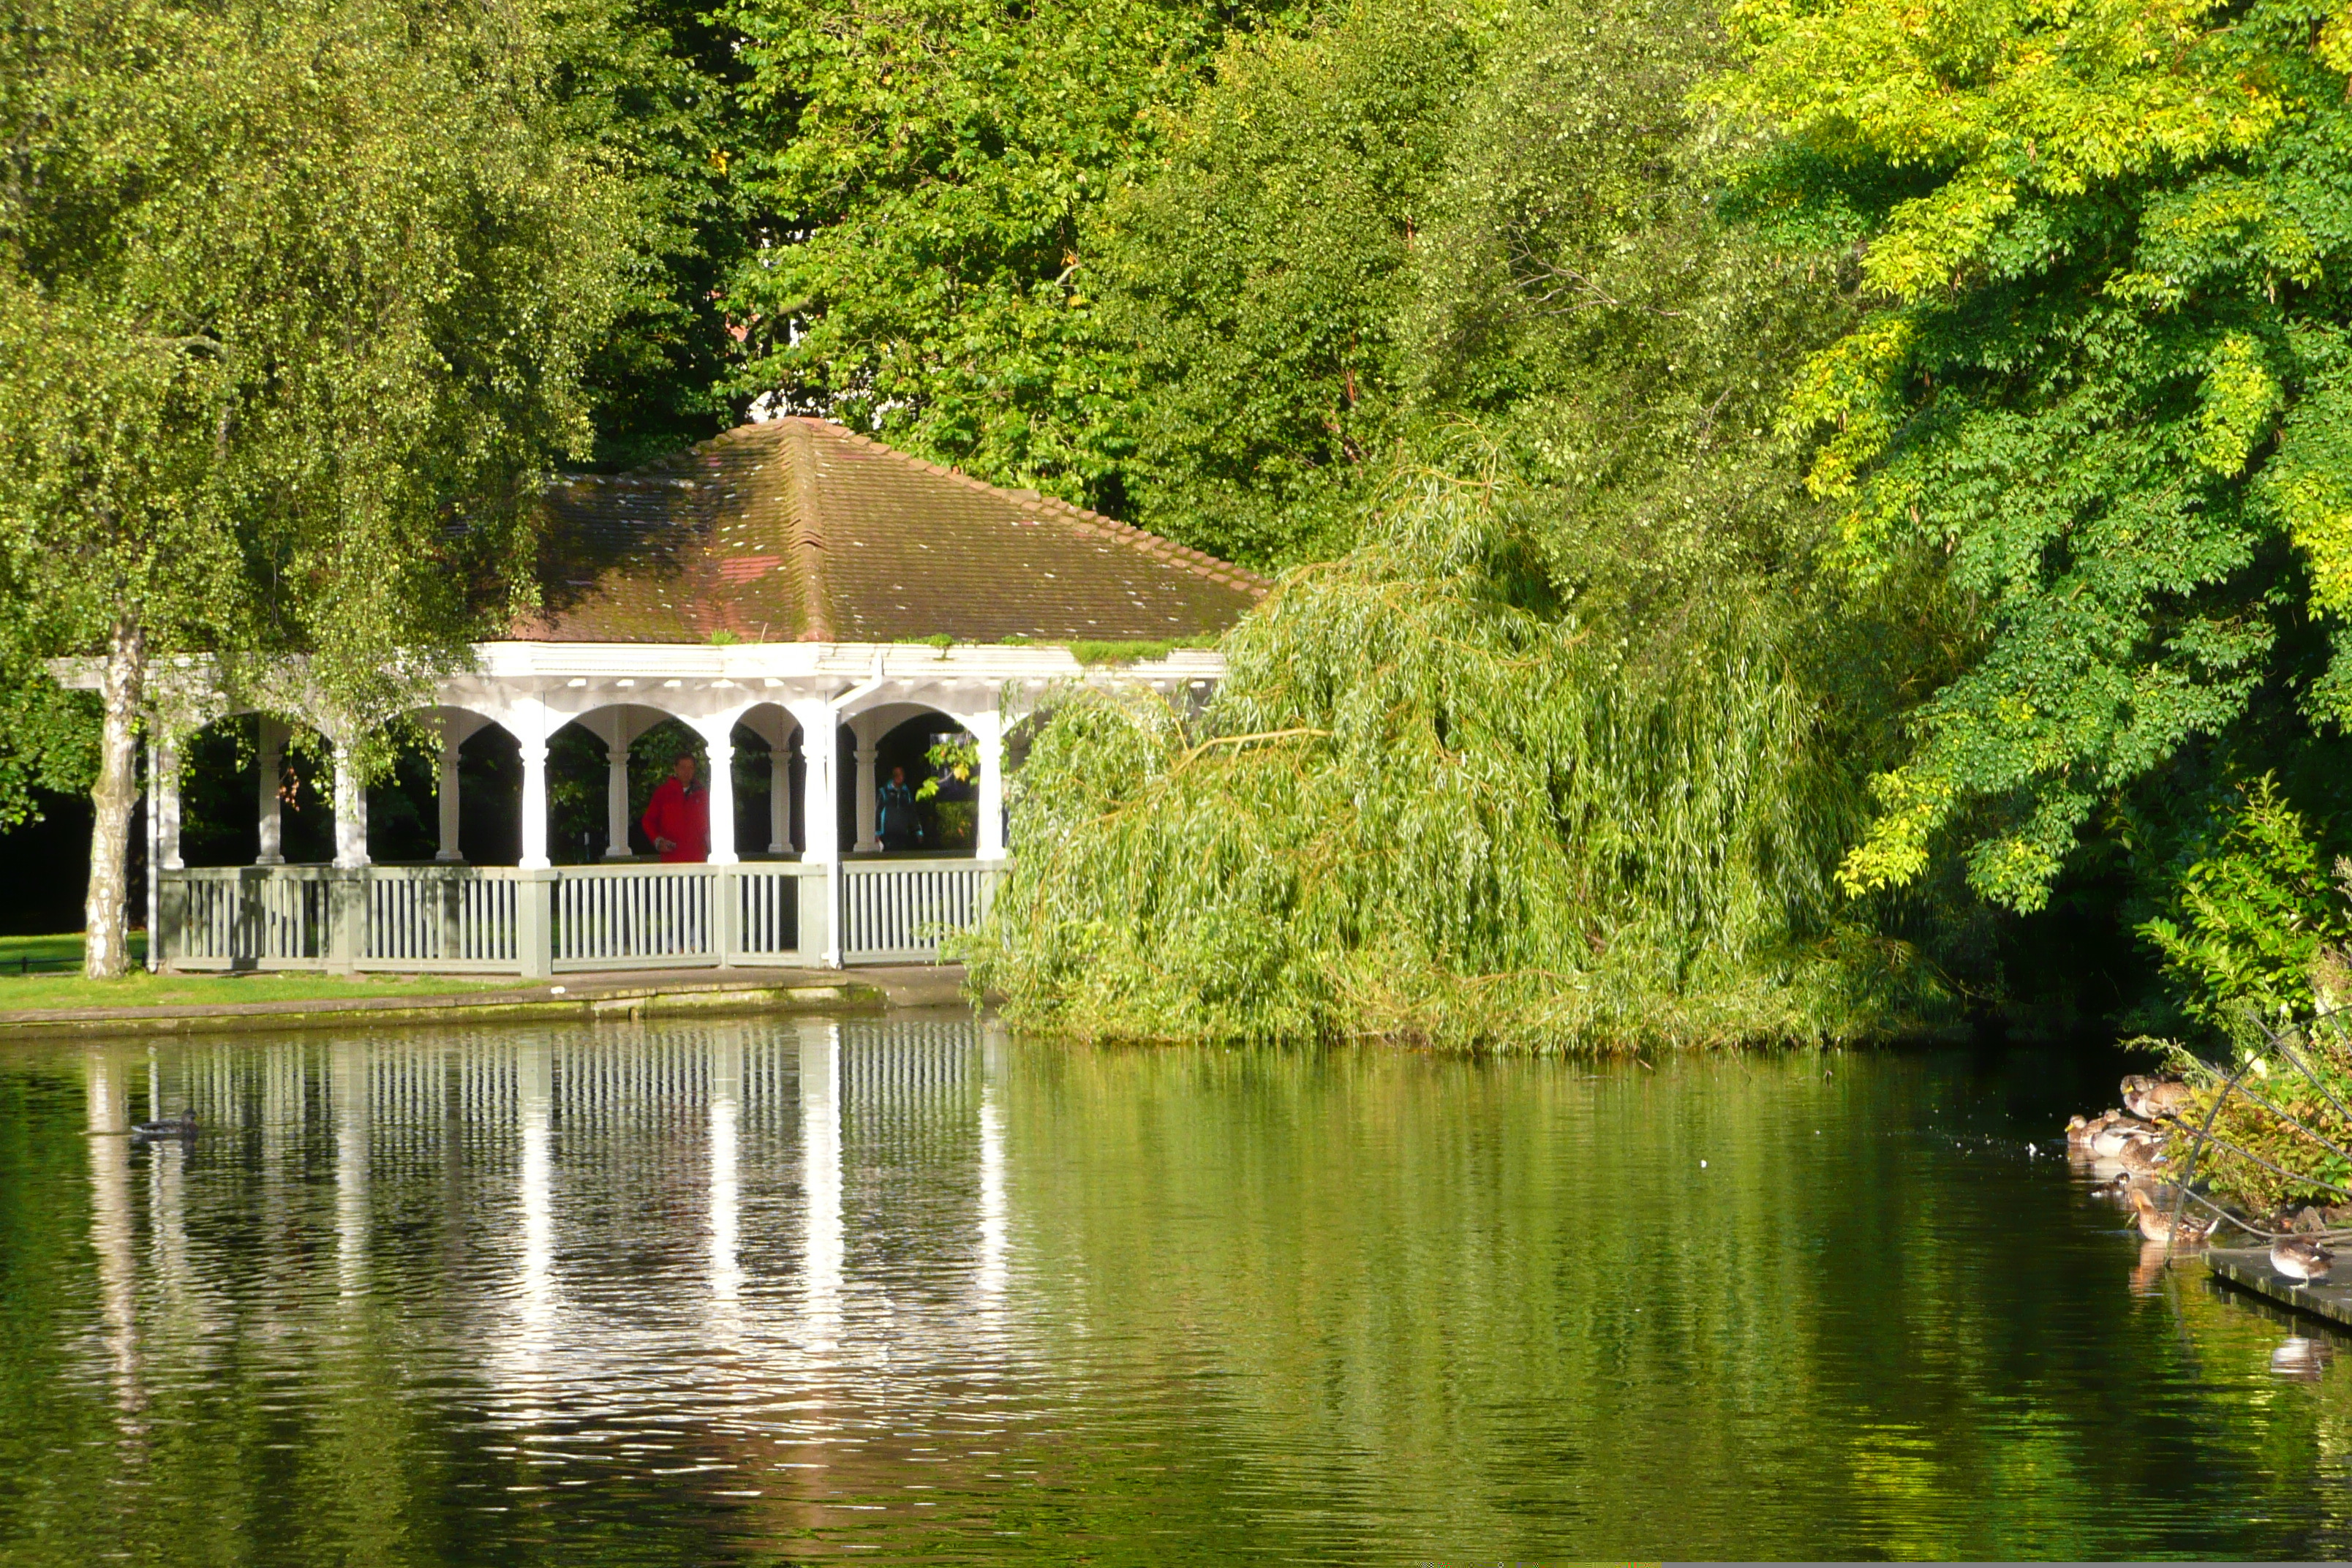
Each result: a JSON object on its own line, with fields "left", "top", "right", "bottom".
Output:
{"left": 131, "top": 641, "right": 1220, "bottom": 974}
{"left": 421, "top": 647, "right": 1012, "bottom": 870}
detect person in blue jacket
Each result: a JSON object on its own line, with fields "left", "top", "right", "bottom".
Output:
{"left": 877, "top": 766, "right": 919, "bottom": 851}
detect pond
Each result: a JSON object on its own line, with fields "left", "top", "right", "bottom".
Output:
{"left": 0, "top": 1016, "right": 2346, "bottom": 1563}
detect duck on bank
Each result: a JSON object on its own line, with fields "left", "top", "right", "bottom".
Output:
{"left": 2070, "top": 1074, "right": 2352, "bottom": 1277}
{"left": 2273, "top": 1236, "right": 2335, "bottom": 1284}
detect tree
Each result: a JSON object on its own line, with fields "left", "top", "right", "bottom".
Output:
{"left": 0, "top": 0, "right": 628, "bottom": 976}
{"left": 546, "top": 0, "right": 761, "bottom": 467}
{"left": 1083, "top": 0, "right": 1490, "bottom": 565}
{"left": 964, "top": 0, "right": 1932, "bottom": 1046}
{"left": 717, "top": 0, "right": 1300, "bottom": 509}
{"left": 1707, "top": 0, "right": 2352, "bottom": 915}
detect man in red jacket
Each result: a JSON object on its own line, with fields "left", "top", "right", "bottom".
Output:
{"left": 639, "top": 752, "right": 709, "bottom": 862}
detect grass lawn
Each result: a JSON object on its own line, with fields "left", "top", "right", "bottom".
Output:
{"left": 0, "top": 932, "right": 515, "bottom": 1011}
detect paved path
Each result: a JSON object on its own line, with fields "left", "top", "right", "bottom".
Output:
{"left": 0, "top": 965, "right": 970, "bottom": 1043}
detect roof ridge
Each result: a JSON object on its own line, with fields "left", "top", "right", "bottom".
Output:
{"left": 778, "top": 420, "right": 835, "bottom": 642}
{"left": 796, "top": 418, "right": 1270, "bottom": 599}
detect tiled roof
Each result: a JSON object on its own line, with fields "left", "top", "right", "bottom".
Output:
{"left": 520, "top": 418, "right": 1268, "bottom": 644}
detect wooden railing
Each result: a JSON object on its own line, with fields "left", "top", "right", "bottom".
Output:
{"left": 152, "top": 857, "right": 995, "bottom": 975}
{"left": 363, "top": 865, "right": 521, "bottom": 970}
{"left": 840, "top": 859, "right": 999, "bottom": 963}
{"left": 554, "top": 863, "right": 716, "bottom": 969}
{"left": 165, "top": 866, "right": 341, "bottom": 970}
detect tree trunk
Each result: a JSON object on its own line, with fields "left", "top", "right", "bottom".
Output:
{"left": 84, "top": 615, "right": 145, "bottom": 979}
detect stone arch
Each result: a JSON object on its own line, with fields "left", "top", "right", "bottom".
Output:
{"left": 548, "top": 701, "right": 680, "bottom": 861}
{"left": 368, "top": 704, "right": 513, "bottom": 865}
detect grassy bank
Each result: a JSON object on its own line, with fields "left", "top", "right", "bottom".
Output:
{"left": 0, "top": 933, "right": 510, "bottom": 1011}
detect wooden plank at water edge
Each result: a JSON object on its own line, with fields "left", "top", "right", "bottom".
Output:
{"left": 2208, "top": 1248, "right": 2352, "bottom": 1330}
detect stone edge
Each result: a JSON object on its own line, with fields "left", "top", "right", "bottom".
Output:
{"left": 2207, "top": 1251, "right": 2352, "bottom": 1330}
{"left": 0, "top": 983, "right": 889, "bottom": 1044}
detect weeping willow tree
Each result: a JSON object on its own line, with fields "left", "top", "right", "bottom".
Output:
{"left": 964, "top": 465, "right": 1930, "bottom": 1050}
{"left": 958, "top": 0, "right": 1959, "bottom": 1048}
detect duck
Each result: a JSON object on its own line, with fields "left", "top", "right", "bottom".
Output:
{"left": 2091, "top": 1118, "right": 2144, "bottom": 1159}
{"left": 2272, "top": 1236, "right": 2334, "bottom": 1284}
{"left": 2116, "top": 1136, "right": 2169, "bottom": 1178}
{"left": 2066, "top": 1113, "right": 2107, "bottom": 1147}
{"left": 2123, "top": 1077, "right": 2193, "bottom": 1121}
{"left": 2127, "top": 1186, "right": 2217, "bottom": 1246}
{"left": 130, "top": 1110, "right": 196, "bottom": 1140}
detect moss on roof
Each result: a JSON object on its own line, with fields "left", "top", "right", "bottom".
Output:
{"left": 522, "top": 418, "right": 1267, "bottom": 645}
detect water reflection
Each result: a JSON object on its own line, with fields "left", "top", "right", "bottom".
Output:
{"left": 13, "top": 1030, "right": 2352, "bottom": 1561}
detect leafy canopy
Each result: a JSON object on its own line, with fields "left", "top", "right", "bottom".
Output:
{"left": 1084, "top": 0, "right": 1492, "bottom": 565}
{"left": 719, "top": 0, "right": 1299, "bottom": 510}
{"left": 0, "top": 0, "right": 630, "bottom": 722}
{"left": 964, "top": 466, "right": 1885, "bottom": 1049}
{"left": 1708, "top": 0, "right": 2352, "bottom": 911}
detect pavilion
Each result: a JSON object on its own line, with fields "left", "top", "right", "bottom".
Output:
{"left": 103, "top": 418, "right": 1266, "bottom": 975}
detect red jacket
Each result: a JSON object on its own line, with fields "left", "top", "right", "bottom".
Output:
{"left": 640, "top": 777, "right": 709, "bottom": 862}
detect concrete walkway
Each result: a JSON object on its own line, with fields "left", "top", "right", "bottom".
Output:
{"left": 0, "top": 965, "right": 971, "bottom": 1044}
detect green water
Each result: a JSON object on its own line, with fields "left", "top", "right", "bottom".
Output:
{"left": 0, "top": 1017, "right": 2345, "bottom": 1563}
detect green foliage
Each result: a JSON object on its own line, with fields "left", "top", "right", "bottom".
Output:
{"left": 1086, "top": 0, "right": 1493, "bottom": 563}
{"left": 0, "top": 0, "right": 631, "bottom": 713}
{"left": 546, "top": 0, "right": 758, "bottom": 467}
{"left": 963, "top": 467, "right": 1918, "bottom": 1050}
{"left": 1066, "top": 637, "right": 1209, "bottom": 665}
{"left": 958, "top": 0, "right": 1971, "bottom": 1044}
{"left": 720, "top": 0, "right": 1298, "bottom": 506}
{"left": 916, "top": 734, "right": 976, "bottom": 802}
{"left": 0, "top": 679, "right": 97, "bottom": 832}
{"left": 1707, "top": 0, "right": 2352, "bottom": 914}
{"left": 2138, "top": 776, "right": 2351, "bottom": 1029}
{"left": 1406, "top": 0, "right": 1859, "bottom": 587}
{"left": 2158, "top": 1031, "right": 2352, "bottom": 1211}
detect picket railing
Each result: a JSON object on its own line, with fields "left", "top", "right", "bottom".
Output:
{"left": 152, "top": 856, "right": 991, "bottom": 975}
{"left": 554, "top": 863, "right": 714, "bottom": 969}
{"left": 840, "top": 859, "right": 998, "bottom": 963}
{"left": 165, "top": 866, "right": 340, "bottom": 970}
{"left": 363, "top": 865, "right": 521, "bottom": 970}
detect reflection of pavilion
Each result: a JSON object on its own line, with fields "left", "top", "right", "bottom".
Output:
{"left": 67, "top": 418, "right": 1262, "bottom": 974}
{"left": 80, "top": 1017, "right": 1017, "bottom": 1441}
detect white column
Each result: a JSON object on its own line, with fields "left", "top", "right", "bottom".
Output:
{"left": 331, "top": 739, "right": 369, "bottom": 869}
{"left": 604, "top": 741, "right": 632, "bottom": 859}
{"left": 794, "top": 709, "right": 840, "bottom": 862}
{"left": 769, "top": 738, "right": 794, "bottom": 854}
{"left": 792, "top": 705, "right": 843, "bottom": 966}
{"left": 853, "top": 741, "right": 879, "bottom": 853}
{"left": 256, "top": 717, "right": 284, "bottom": 865}
{"left": 973, "top": 715, "right": 1006, "bottom": 862}
{"left": 154, "top": 734, "right": 183, "bottom": 870}
{"left": 706, "top": 740, "right": 737, "bottom": 864}
{"left": 435, "top": 717, "right": 463, "bottom": 862}
{"left": 519, "top": 742, "right": 550, "bottom": 870}
{"left": 144, "top": 738, "right": 158, "bottom": 973}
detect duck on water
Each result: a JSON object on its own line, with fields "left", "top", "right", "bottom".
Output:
{"left": 2070, "top": 1075, "right": 2352, "bottom": 1288}
{"left": 130, "top": 1111, "right": 196, "bottom": 1141}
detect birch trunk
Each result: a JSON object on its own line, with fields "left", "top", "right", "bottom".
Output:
{"left": 83, "top": 616, "right": 145, "bottom": 979}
